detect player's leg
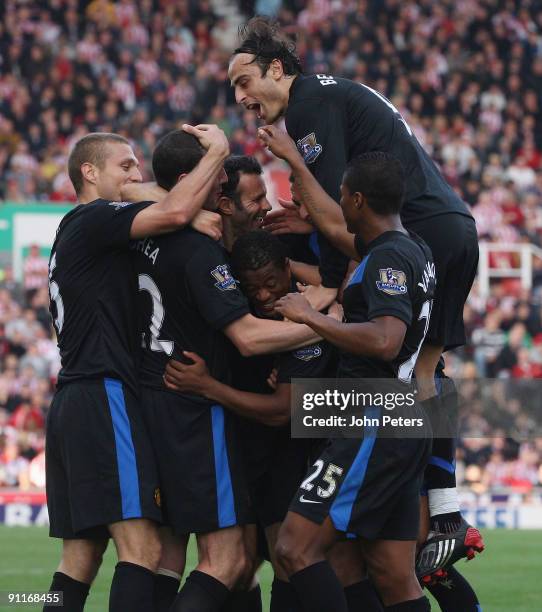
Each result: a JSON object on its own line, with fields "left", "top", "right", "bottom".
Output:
{"left": 265, "top": 521, "right": 301, "bottom": 611}
{"left": 276, "top": 513, "right": 348, "bottom": 612}
{"left": 362, "top": 539, "right": 430, "bottom": 611}
{"left": 222, "top": 524, "right": 263, "bottom": 612}
{"left": 426, "top": 566, "right": 482, "bottom": 611}
{"left": 103, "top": 380, "right": 163, "bottom": 612}
{"left": 43, "top": 538, "right": 108, "bottom": 612}
{"left": 154, "top": 527, "right": 189, "bottom": 612}
{"left": 410, "top": 214, "right": 483, "bottom": 567}
{"left": 172, "top": 525, "right": 247, "bottom": 612}
{"left": 328, "top": 540, "right": 384, "bottom": 611}
{"left": 108, "top": 518, "right": 162, "bottom": 612}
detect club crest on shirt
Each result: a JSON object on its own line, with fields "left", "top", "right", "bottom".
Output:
{"left": 376, "top": 268, "right": 407, "bottom": 295}
{"left": 296, "top": 132, "right": 322, "bottom": 164}
{"left": 211, "top": 264, "right": 237, "bottom": 291}
{"left": 107, "top": 201, "right": 132, "bottom": 210}
{"left": 293, "top": 344, "right": 322, "bottom": 361}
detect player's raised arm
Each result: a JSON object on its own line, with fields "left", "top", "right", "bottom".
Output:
{"left": 258, "top": 126, "right": 358, "bottom": 261}
{"left": 129, "top": 124, "right": 229, "bottom": 238}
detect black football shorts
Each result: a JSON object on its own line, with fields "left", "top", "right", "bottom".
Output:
{"left": 289, "top": 408, "right": 431, "bottom": 540}
{"left": 406, "top": 213, "right": 478, "bottom": 351}
{"left": 140, "top": 388, "right": 251, "bottom": 535}
{"left": 46, "top": 379, "right": 162, "bottom": 539}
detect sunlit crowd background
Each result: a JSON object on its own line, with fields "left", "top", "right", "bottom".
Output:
{"left": 1, "top": 0, "right": 542, "bottom": 494}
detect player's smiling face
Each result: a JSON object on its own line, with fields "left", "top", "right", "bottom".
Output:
{"left": 229, "top": 53, "right": 288, "bottom": 124}
{"left": 238, "top": 260, "right": 291, "bottom": 318}
{"left": 95, "top": 143, "right": 142, "bottom": 201}
{"left": 232, "top": 173, "right": 272, "bottom": 231}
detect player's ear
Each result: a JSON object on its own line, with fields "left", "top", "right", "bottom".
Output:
{"left": 355, "top": 192, "right": 365, "bottom": 210}
{"left": 80, "top": 162, "right": 97, "bottom": 186}
{"left": 217, "top": 195, "right": 234, "bottom": 216}
{"left": 176, "top": 173, "right": 188, "bottom": 184}
{"left": 269, "top": 58, "right": 284, "bottom": 80}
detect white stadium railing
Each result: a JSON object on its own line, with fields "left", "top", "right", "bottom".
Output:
{"left": 478, "top": 242, "right": 542, "bottom": 297}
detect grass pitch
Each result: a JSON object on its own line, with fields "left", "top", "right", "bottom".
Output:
{"left": 0, "top": 527, "right": 540, "bottom": 611}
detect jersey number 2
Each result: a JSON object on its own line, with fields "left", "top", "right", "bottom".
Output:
{"left": 397, "top": 299, "right": 433, "bottom": 383}
{"left": 138, "top": 274, "right": 174, "bottom": 356}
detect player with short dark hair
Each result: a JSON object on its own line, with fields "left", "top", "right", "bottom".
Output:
{"left": 218, "top": 155, "right": 272, "bottom": 240}
{"left": 44, "top": 126, "right": 230, "bottom": 612}
{"left": 132, "top": 131, "right": 327, "bottom": 612}
{"left": 269, "top": 151, "right": 434, "bottom": 612}
{"left": 229, "top": 18, "right": 483, "bottom": 594}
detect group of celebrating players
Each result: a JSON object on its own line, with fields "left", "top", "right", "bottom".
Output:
{"left": 44, "top": 17, "right": 485, "bottom": 612}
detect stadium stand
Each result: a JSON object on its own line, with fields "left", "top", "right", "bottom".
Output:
{"left": 0, "top": 0, "right": 541, "bottom": 509}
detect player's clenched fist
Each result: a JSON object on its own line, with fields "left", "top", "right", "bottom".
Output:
{"left": 182, "top": 123, "right": 230, "bottom": 157}
{"left": 275, "top": 292, "right": 314, "bottom": 323}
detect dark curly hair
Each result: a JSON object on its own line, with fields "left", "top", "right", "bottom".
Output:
{"left": 234, "top": 16, "right": 303, "bottom": 76}
{"left": 230, "top": 230, "right": 287, "bottom": 276}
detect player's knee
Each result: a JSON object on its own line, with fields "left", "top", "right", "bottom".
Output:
{"left": 275, "top": 531, "right": 313, "bottom": 575}
{"left": 113, "top": 523, "right": 162, "bottom": 571}
{"left": 369, "top": 560, "right": 413, "bottom": 600}
{"left": 199, "top": 532, "right": 248, "bottom": 587}
{"left": 60, "top": 539, "right": 107, "bottom": 583}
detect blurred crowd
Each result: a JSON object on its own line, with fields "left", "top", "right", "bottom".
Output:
{"left": 1, "top": 0, "right": 542, "bottom": 493}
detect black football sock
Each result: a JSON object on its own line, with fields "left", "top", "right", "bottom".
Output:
{"left": 344, "top": 579, "right": 384, "bottom": 611}
{"left": 43, "top": 571, "right": 89, "bottom": 611}
{"left": 424, "top": 379, "right": 461, "bottom": 533}
{"left": 222, "top": 584, "right": 262, "bottom": 611}
{"left": 109, "top": 561, "right": 155, "bottom": 612}
{"left": 427, "top": 566, "right": 480, "bottom": 611}
{"left": 270, "top": 578, "right": 302, "bottom": 611}
{"left": 154, "top": 570, "right": 181, "bottom": 612}
{"left": 172, "top": 570, "right": 230, "bottom": 612}
{"left": 289, "top": 561, "right": 348, "bottom": 612}
{"left": 384, "top": 596, "right": 431, "bottom": 611}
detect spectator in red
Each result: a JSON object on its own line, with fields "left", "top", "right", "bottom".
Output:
{"left": 23, "top": 244, "right": 49, "bottom": 303}
{"left": 8, "top": 401, "right": 44, "bottom": 433}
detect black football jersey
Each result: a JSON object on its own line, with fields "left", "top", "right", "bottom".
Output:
{"left": 339, "top": 231, "right": 436, "bottom": 380}
{"left": 132, "top": 228, "right": 250, "bottom": 395}
{"left": 48, "top": 199, "right": 153, "bottom": 393}
{"left": 285, "top": 74, "right": 471, "bottom": 285}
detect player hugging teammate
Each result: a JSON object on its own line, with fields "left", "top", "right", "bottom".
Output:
{"left": 45, "top": 17, "right": 483, "bottom": 612}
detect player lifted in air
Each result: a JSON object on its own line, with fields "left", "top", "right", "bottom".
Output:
{"left": 229, "top": 17, "right": 483, "bottom": 608}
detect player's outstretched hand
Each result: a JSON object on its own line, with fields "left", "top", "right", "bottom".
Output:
{"left": 275, "top": 292, "right": 314, "bottom": 323}
{"left": 262, "top": 199, "right": 314, "bottom": 235}
{"left": 163, "top": 351, "right": 211, "bottom": 395}
{"left": 182, "top": 123, "right": 229, "bottom": 157}
{"left": 191, "top": 210, "right": 223, "bottom": 241}
{"left": 257, "top": 125, "right": 301, "bottom": 163}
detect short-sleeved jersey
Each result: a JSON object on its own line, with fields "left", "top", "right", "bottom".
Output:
{"left": 339, "top": 230, "right": 436, "bottom": 380}
{"left": 132, "top": 228, "right": 250, "bottom": 395}
{"left": 285, "top": 75, "right": 471, "bottom": 283}
{"left": 48, "top": 199, "right": 153, "bottom": 393}
{"left": 285, "top": 75, "right": 472, "bottom": 224}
